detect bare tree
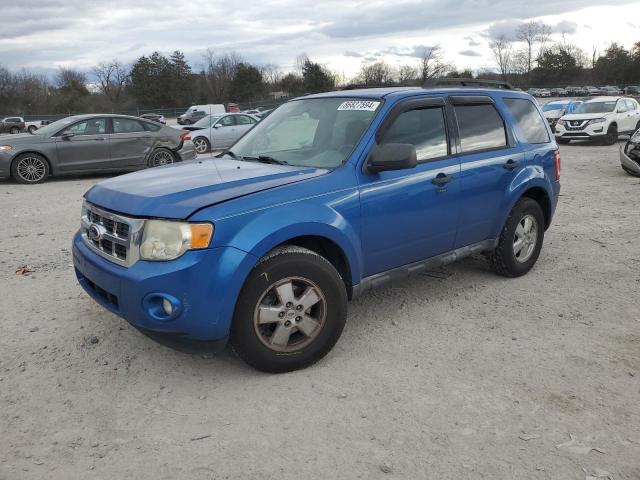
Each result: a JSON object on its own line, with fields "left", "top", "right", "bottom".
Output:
{"left": 516, "top": 21, "right": 552, "bottom": 76}
{"left": 489, "top": 35, "right": 514, "bottom": 79}
{"left": 418, "top": 45, "right": 449, "bottom": 82}
{"left": 202, "top": 49, "right": 243, "bottom": 103}
{"left": 92, "top": 60, "right": 129, "bottom": 107}
{"left": 260, "top": 64, "right": 283, "bottom": 88}
{"left": 358, "top": 61, "right": 395, "bottom": 85}
{"left": 398, "top": 65, "right": 418, "bottom": 85}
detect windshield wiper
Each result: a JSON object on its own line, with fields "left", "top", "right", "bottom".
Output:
{"left": 218, "top": 149, "right": 240, "bottom": 159}
{"left": 246, "top": 155, "right": 288, "bottom": 165}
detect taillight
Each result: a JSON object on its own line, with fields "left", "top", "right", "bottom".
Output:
{"left": 553, "top": 150, "right": 561, "bottom": 180}
{"left": 180, "top": 132, "right": 191, "bottom": 141}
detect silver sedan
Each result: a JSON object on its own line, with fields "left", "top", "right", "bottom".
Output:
{"left": 0, "top": 114, "right": 196, "bottom": 184}
{"left": 182, "top": 113, "right": 259, "bottom": 154}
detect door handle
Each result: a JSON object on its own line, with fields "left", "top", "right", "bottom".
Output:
{"left": 432, "top": 173, "right": 453, "bottom": 185}
{"left": 504, "top": 159, "right": 518, "bottom": 170}
{"left": 95, "top": 137, "right": 105, "bottom": 141}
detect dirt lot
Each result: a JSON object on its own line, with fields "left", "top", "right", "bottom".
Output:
{"left": 1, "top": 140, "right": 639, "bottom": 480}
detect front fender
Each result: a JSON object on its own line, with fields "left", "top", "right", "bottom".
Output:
{"left": 211, "top": 200, "right": 363, "bottom": 286}
{"left": 492, "top": 164, "right": 556, "bottom": 238}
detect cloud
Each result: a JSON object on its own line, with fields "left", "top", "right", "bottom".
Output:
{"left": 464, "top": 36, "right": 482, "bottom": 47}
{"left": 553, "top": 20, "right": 578, "bottom": 35}
{"left": 344, "top": 50, "right": 363, "bottom": 57}
{"left": 459, "top": 50, "right": 482, "bottom": 57}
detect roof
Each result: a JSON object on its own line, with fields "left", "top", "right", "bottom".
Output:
{"left": 303, "top": 86, "right": 530, "bottom": 102}
{"left": 583, "top": 96, "right": 621, "bottom": 102}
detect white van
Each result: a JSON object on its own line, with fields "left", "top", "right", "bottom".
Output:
{"left": 178, "top": 104, "right": 226, "bottom": 125}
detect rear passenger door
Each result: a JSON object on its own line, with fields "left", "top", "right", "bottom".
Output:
{"left": 109, "top": 117, "right": 155, "bottom": 167}
{"left": 358, "top": 97, "right": 461, "bottom": 277}
{"left": 450, "top": 96, "right": 526, "bottom": 248}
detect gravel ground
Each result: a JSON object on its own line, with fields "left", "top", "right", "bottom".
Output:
{"left": 1, "top": 140, "right": 639, "bottom": 480}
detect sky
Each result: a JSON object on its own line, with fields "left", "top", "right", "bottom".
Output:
{"left": 0, "top": 0, "right": 639, "bottom": 80}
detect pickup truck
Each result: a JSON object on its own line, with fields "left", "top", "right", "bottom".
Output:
{"left": 73, "top": 81, "right": 561, "bottom": 372}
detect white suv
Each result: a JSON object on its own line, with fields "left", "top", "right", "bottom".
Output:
{"left": 555, "top": 96, "right": 640, "bottom": 145}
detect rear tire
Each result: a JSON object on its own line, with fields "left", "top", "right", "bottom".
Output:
{"left": 27, "top": 125, "right": 37, "bottom": 134}
{"left": 487, "top": 198, "right": 545, "bottom": 278}
{"left": 10, "top": 127, "right": 20, "bottom": 134}
{"left": 230, "top": 246, "right": 348, "bottom": 373}
{"left": 147, "top": 148, "right": 175, "bottom": 167}
{"left": 11, "top": 153, "right": 49, "bottom": 184}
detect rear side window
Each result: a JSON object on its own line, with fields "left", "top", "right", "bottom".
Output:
{"left": 113, "top": 118, "right": 146, "bottom": 134}
{"left": 454, "top": 104, "right": 507, "bottom": 153}
{"left": 381, "top": 107, "right": 448, "bottom": 162}
{"left": 503, "top": 98, "right": 550, "bottom": 144}
{"left": 143, "top": 121, "right": 161, "bottom": 132}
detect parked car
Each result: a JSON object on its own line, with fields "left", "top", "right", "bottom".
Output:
{"left": 72, "top": 83, "right": 561, "bottom": 372}
{"left": 536, "top": 89, "right": 551, "bottom": 97}
{"left": 624, "top": 85, "right": 640, "bottom": 95}
{"left": 599, "top": 86, "right": 623, "bottom": 95}
{"left": 542, "top": 100, "right": 583, "bottom": 130}
{"left": 620, "top": 127, "right": 640, "bottom": 176}
{"left": 140, "top": 113, "right": 166, "bottom": 124}
{"left": 550, "top": 88, "right": 568, "bottom": 96}
{"left": 0, "top": 117, "right": 26, "bottom": 134}
{"left": 584, "top": 86, "right": 600, "bottom": 96}
{"left": 555, "top": 96, "right": 640, "bottom": 145}
{"left": 185, "top": 113, "right": 259, "bottom": 154}
{"left": 0, "top": 114, "right": 196, "bottom": 184}
{"left": 177, "top": 104, "right": 226, "bottom": 125}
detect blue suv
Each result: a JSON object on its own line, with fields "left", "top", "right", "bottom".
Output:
{"left": 72, "top": 81, "right": 561, "bottom": 372}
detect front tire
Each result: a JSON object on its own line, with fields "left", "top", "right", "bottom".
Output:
{"left": 487, "top": 198, "right": 545, "bottom": 278}
{"left": 230, "top": 246, "right": 348, "bottom": 373}
{"left": 11, "top": 153, "right": 50, "bottom": 184}
{"left": 603, "top": 124, "right": 618, "bottom": 146}
{"left": 10, "top": 127, "right": 20, "bottom": 134}
{"left": 28, "top": 125, "right": 37, "bottom": 134}
{"left": 193, "top": 137, "right": 210, "bottom": 154}
{"left": 557, "top": 138, "right": 571, "bottom": 145}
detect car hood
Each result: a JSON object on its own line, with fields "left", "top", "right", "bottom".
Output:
{"left": 0, "top": 133, "right": 52, "bottom": 145}
{"left": 84, "top": 157, "right": 329, "bottom": 219}
{"left": 561, "top": 112, "right": 612, "bottom": 121}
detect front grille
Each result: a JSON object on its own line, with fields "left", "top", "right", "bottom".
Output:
{"left": 81, "top": 203, "right": 144, "bottom": 267}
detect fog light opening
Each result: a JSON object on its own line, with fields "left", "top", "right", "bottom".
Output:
{"left": 162, "top": 298, "right": 173, "bottom": 316}
{"left": 142, "top": 293, "right": 183, "bottom": 322}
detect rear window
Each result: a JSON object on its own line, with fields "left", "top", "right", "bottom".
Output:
{"left": 503, "top": 98, "right": 550, "bottom": 144}
{"left": 454, "top": 104, "right": 507, "bottom": 153}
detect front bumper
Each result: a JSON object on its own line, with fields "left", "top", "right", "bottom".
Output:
{"left": 0, "top": 152, "right": 11, "bottom": 178}
{"left": 620, "top": 142, "right": 640, "bottom": 175}
{"left": 73, "top": 232, "right": 254, "bottom": 344}
{"left": 554, "top": 122, "right": 607, "bottom": 140}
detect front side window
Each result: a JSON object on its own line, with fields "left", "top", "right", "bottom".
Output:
{"left": 625, "top": 99, "right": 638, "bottom": 111}
{"left": 113, "top": 118, "right": 146, "bottom": 134}
{"left": 60, "top": 118, "right": 107, "bottom": 136}
{"left": 217, "top": 116, "right": 235, "bottom": 127}
{"left": 454, "top": 104, "right": 507, "bottom": 153}
{"left": 503, "top": 98, "right": 549, "bottom": 144}
{"left": 230, "top": 97, "right": 380, "bottom": 168}
{"left": 381, "top": 107, "right": 448, "bottom": 161}
{"left": 236, "top": 115, "right": 257, "bottom": 125}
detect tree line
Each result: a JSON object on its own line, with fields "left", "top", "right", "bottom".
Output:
{"left": 1, "top": 33, "right": 639, "bottom": 116}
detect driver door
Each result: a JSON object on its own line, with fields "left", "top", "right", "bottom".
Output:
{"left": 210, "top": 115, "right": 238, "bottom": 148}
{"left": 55, "top": 118, "right": 111, "bottom": 172}
{"left": 357, "top": 97, "right": 461, "bottom": 277}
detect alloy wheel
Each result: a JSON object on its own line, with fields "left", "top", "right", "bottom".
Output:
{"left": 16, "top": 156, "right": 46, "bottom": 182}
{"left": 193, "top": 138, "right": 209, "bottom": 154}
{"left": 253, "top": 276, "right": 327, "bottom": 353}
{"left": 151, "top": 150, "right": 174, "bottom": 167}
{"left": 513, "top": 214, "right": 538, "bottom": 263}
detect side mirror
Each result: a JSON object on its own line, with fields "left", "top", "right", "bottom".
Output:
{"left": 61, "top": 132, "right": 75, "bottom": 140}
{"left": 213, "top": 124, "right": 222, "bottom": 129}
{"left": 366, "top": 143, "right": 418, "bottom": 174}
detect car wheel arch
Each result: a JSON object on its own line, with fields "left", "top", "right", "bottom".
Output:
{"left": 11, "top": 151, "right": 54, "bottom": 174}
{"left": 495, "top": 176, "right": 554, "bottom": 238}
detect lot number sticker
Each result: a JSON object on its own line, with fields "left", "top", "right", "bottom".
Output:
{"left": 337, "top": 100, "right": 380, "bottom": 111}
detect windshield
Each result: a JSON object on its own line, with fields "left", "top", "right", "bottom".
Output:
{"left": 193, "top": 115, "right": 221, "bottom": 128}
{"left": 34, "top": 117, "right": 79, "bottom": 136}
{"left": 228, "top": 97, "right": 381, "bottom": 168}
{"left": 574, "top": 101, "right": 616, "bottom": 114}
{"left": 542, "top": 103, "right": 565, "bottom": 112}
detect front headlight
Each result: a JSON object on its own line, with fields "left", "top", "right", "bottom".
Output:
{"left": 0, "top": 145, "right": 12, "bottom": 153}
{"left": 586, "top": 118, "right": 605, "bottom": 126}
{"left": 140, "top": 220, "right": 213, "bottom": 261}
{"left": 631, "top": 129, "right": 640, "bottom": 142}
{"left": 557, "top": 120, "right": 566, "bottom": 127}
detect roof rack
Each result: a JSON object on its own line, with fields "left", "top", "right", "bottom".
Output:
{"left": 423, "top": 78, "right": 515, "bottom": 90}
